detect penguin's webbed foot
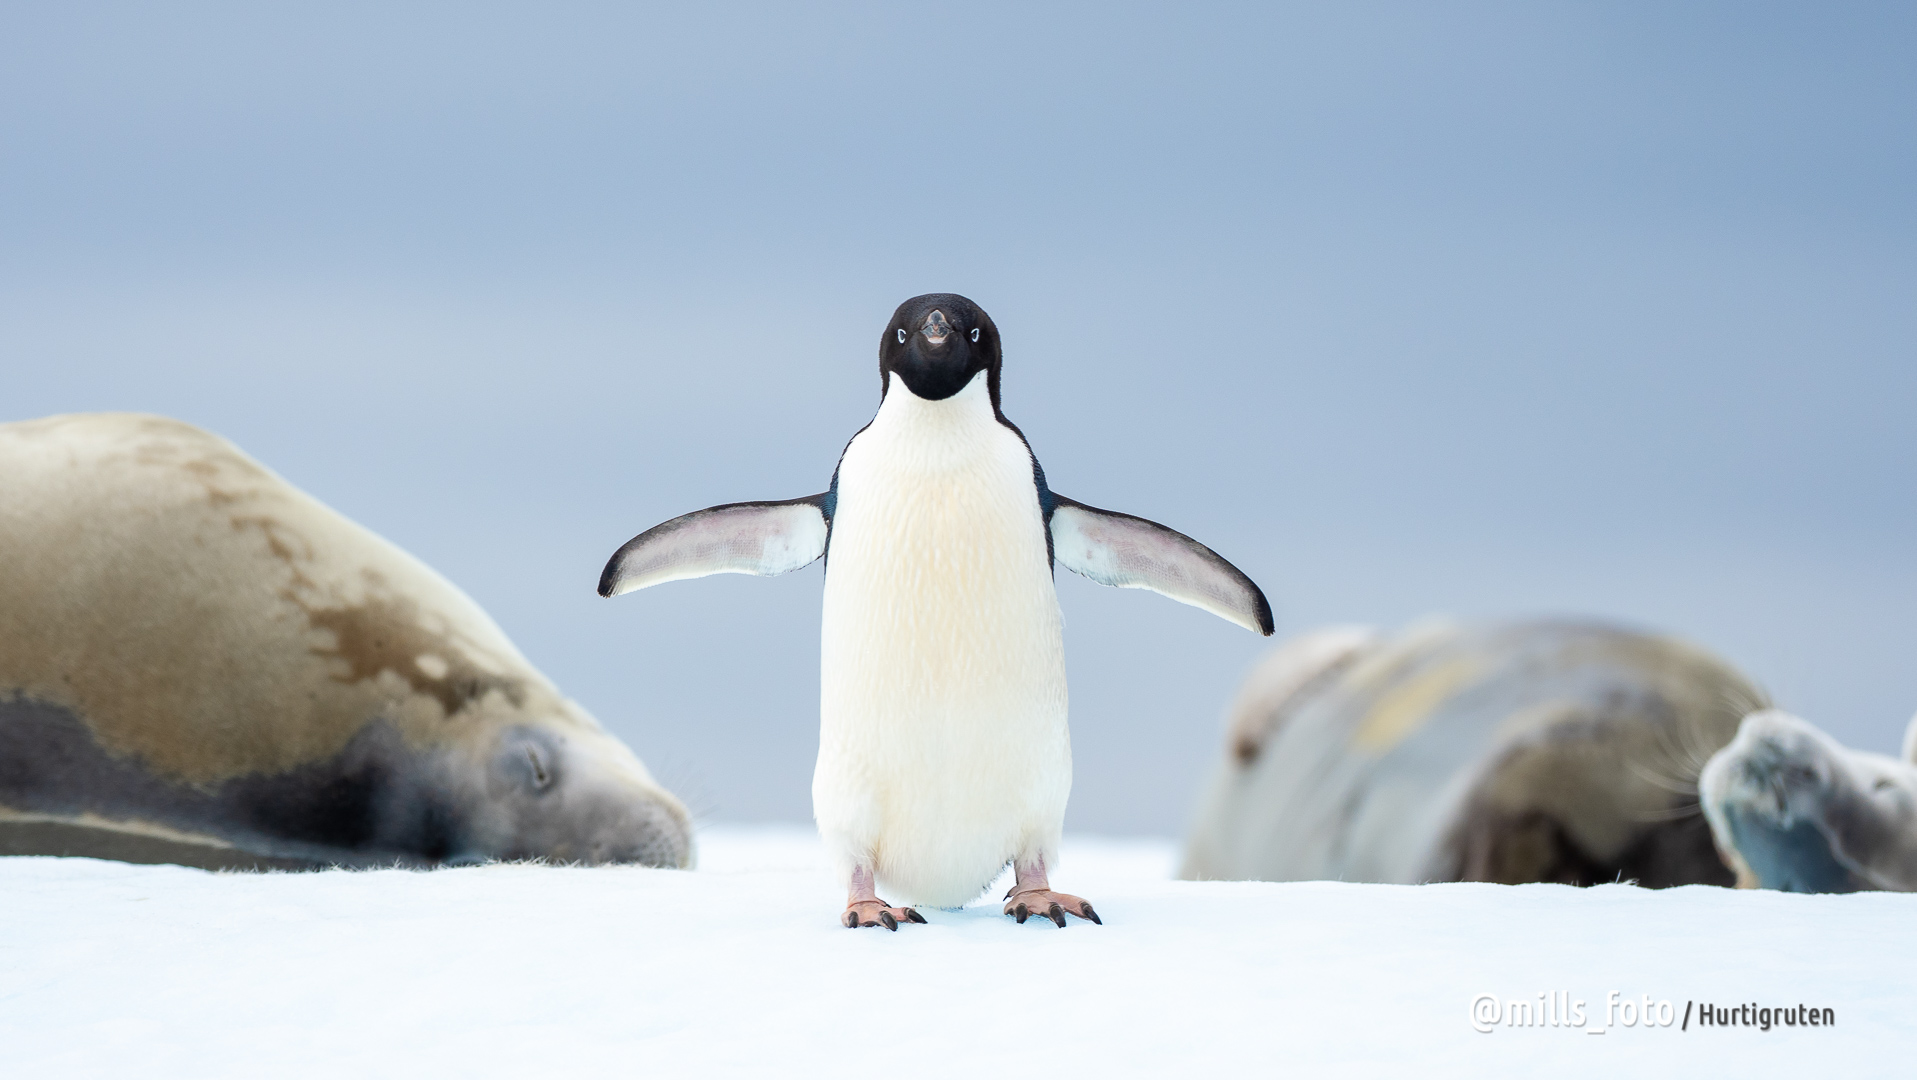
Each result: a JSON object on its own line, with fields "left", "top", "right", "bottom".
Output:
{"left": 1003, "top": 888, "right": 1101, "bottom": 927}
{"left": 841, "top": 900, "right": 926, "bottom": 930}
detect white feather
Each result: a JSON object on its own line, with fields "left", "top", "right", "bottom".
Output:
{"left": 813, "top": 373, "right": 1070, "bottom": 907}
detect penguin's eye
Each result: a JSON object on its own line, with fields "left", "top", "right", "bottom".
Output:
{"left": 971, "top": 328, "right": 980, "bottom": 342}
{"left": 897, "top": 329, "right": 906, "bottom": 343}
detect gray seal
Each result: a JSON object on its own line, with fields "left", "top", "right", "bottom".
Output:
{"left": 0, "top": 413, "right": 691, "bottom": 870}
{"left": 1700, "top": 709, "right": 1917, "bottom": 892}
{"left": 1181, "top": 619, "right": 1765, "bottom": 887}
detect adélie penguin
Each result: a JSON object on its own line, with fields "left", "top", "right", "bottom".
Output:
{"left": 600, "top": 294, "right": 1273, "bottom": 929}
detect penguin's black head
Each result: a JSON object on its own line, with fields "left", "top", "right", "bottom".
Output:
{"left": 879, "top": 293, "right": 1002, "bottom": 408}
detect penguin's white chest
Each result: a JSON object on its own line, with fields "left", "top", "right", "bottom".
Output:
{"left": 813, "top": 374, "right": 1070, "bottom": 906}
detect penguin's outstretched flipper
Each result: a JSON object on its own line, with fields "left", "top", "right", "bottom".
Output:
{"left": 1047, "top": 495, "right": 1274, "bottom": 636}
{"left": 599, "top": 495, "right": 832, "bottom": 598}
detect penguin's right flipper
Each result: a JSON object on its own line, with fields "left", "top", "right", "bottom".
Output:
{"left": 1048, "top": 495, "right": 1274, "bottom": 635}
{"left": 599, "top": 495, "right": 831, "bottom": 597}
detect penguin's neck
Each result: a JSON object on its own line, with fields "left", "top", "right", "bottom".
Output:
{"left": 825, "top": 366, "right": 1053, "bottom": 627}
{"left": 867, "top": 371, "right": 1007, "bottom": 472}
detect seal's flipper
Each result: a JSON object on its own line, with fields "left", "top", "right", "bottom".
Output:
{"left": 1047, "top": 495, "right": 1273, "bottom": 635}
{"left": 599, "top": 496, "right": 831, "bottom": 598}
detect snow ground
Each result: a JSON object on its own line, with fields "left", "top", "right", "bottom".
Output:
{"left": 3, "top": 826, "right": 1907, "bottom": 1078}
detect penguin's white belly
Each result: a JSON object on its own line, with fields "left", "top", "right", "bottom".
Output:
{"left": 814, "top": 376, "right": 1069, "bottom": 907}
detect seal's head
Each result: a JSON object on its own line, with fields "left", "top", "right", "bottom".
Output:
{"left": 879, "top": 293, "right": 1002, "bottom": 406}
{"left": 1700, "top": 709, "right": 1917, "bottom": 892}
{"left": 455, "top": 706, "right": 692, "bottom": 867}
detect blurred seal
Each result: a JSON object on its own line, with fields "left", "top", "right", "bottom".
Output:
{"left": 1700, "top": 709, "right": 1917, "bottom": 892}
{"left": 1181, "top": 619, "right": 1763, "bottom": 887}
{"left": 0, "top": 413, "right": 691, "bottom": 870}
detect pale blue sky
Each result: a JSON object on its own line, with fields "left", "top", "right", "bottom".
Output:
{"left": 4, "top": 2, "right": 1912, "bottom": 833}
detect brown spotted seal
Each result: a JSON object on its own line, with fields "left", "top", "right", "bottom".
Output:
{"left": 0, "top": 412, "right": 691, "bottom": 870}
{"left": 1700, "top": 709, "right": 1917, "bottom": 892}
{"left": 1181, "top": 619, "right": 1765, "bottom": 887}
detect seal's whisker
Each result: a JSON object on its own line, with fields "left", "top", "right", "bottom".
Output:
{"left": 1646, "top": 716, "right": 1706, "bottom": 781}
{"left": 1675, "top": 695, "right": 1733, "bottom": 776}
{"left": 1631, "top": 800, "right": 1704, "bottom": 823}
{"left": 1627, "top": 757, "right": 1701, "bottom": 795}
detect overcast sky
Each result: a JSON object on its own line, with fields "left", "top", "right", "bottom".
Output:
{"left": 4, "top": 2, "right": 1912, "bottom": 835}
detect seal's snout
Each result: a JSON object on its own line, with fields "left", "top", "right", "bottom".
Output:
{"left": 1731, "top": 739, "right": 1797, "bottom": 813}
{"left": 474, "top": 722, "right": 695, "bottom": 868}
{"left": 1725, "top": 711, "right": 1835, "bottom": 815}
{"left": 921, "top": 309, "right": 953, "bottom": 344}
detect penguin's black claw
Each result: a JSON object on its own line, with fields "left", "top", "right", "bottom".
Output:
{"left": 1005, "top": 888, "right": 1103, "bottom": 927}
{"left": 844, "top": 901, "right": 920, "bottom": 930}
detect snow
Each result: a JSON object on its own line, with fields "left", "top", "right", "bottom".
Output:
{"left": 3, "top": 826, "right": 1907, "bottom": 1078}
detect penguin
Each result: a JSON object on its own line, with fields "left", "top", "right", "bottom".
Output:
{"left": 600, "top": 293, "right": 1272, "bottom": 929}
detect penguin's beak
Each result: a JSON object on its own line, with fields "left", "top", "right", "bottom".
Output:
{"left": 920, "top": 310, "right": 953, "bottom": 344}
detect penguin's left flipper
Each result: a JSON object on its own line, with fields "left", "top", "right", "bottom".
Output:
{"left": 1048, "top": 495, "right": 1274, "bottom": 636}
{"left": 599, "top": 495, "right": 831, "bottom": 598}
